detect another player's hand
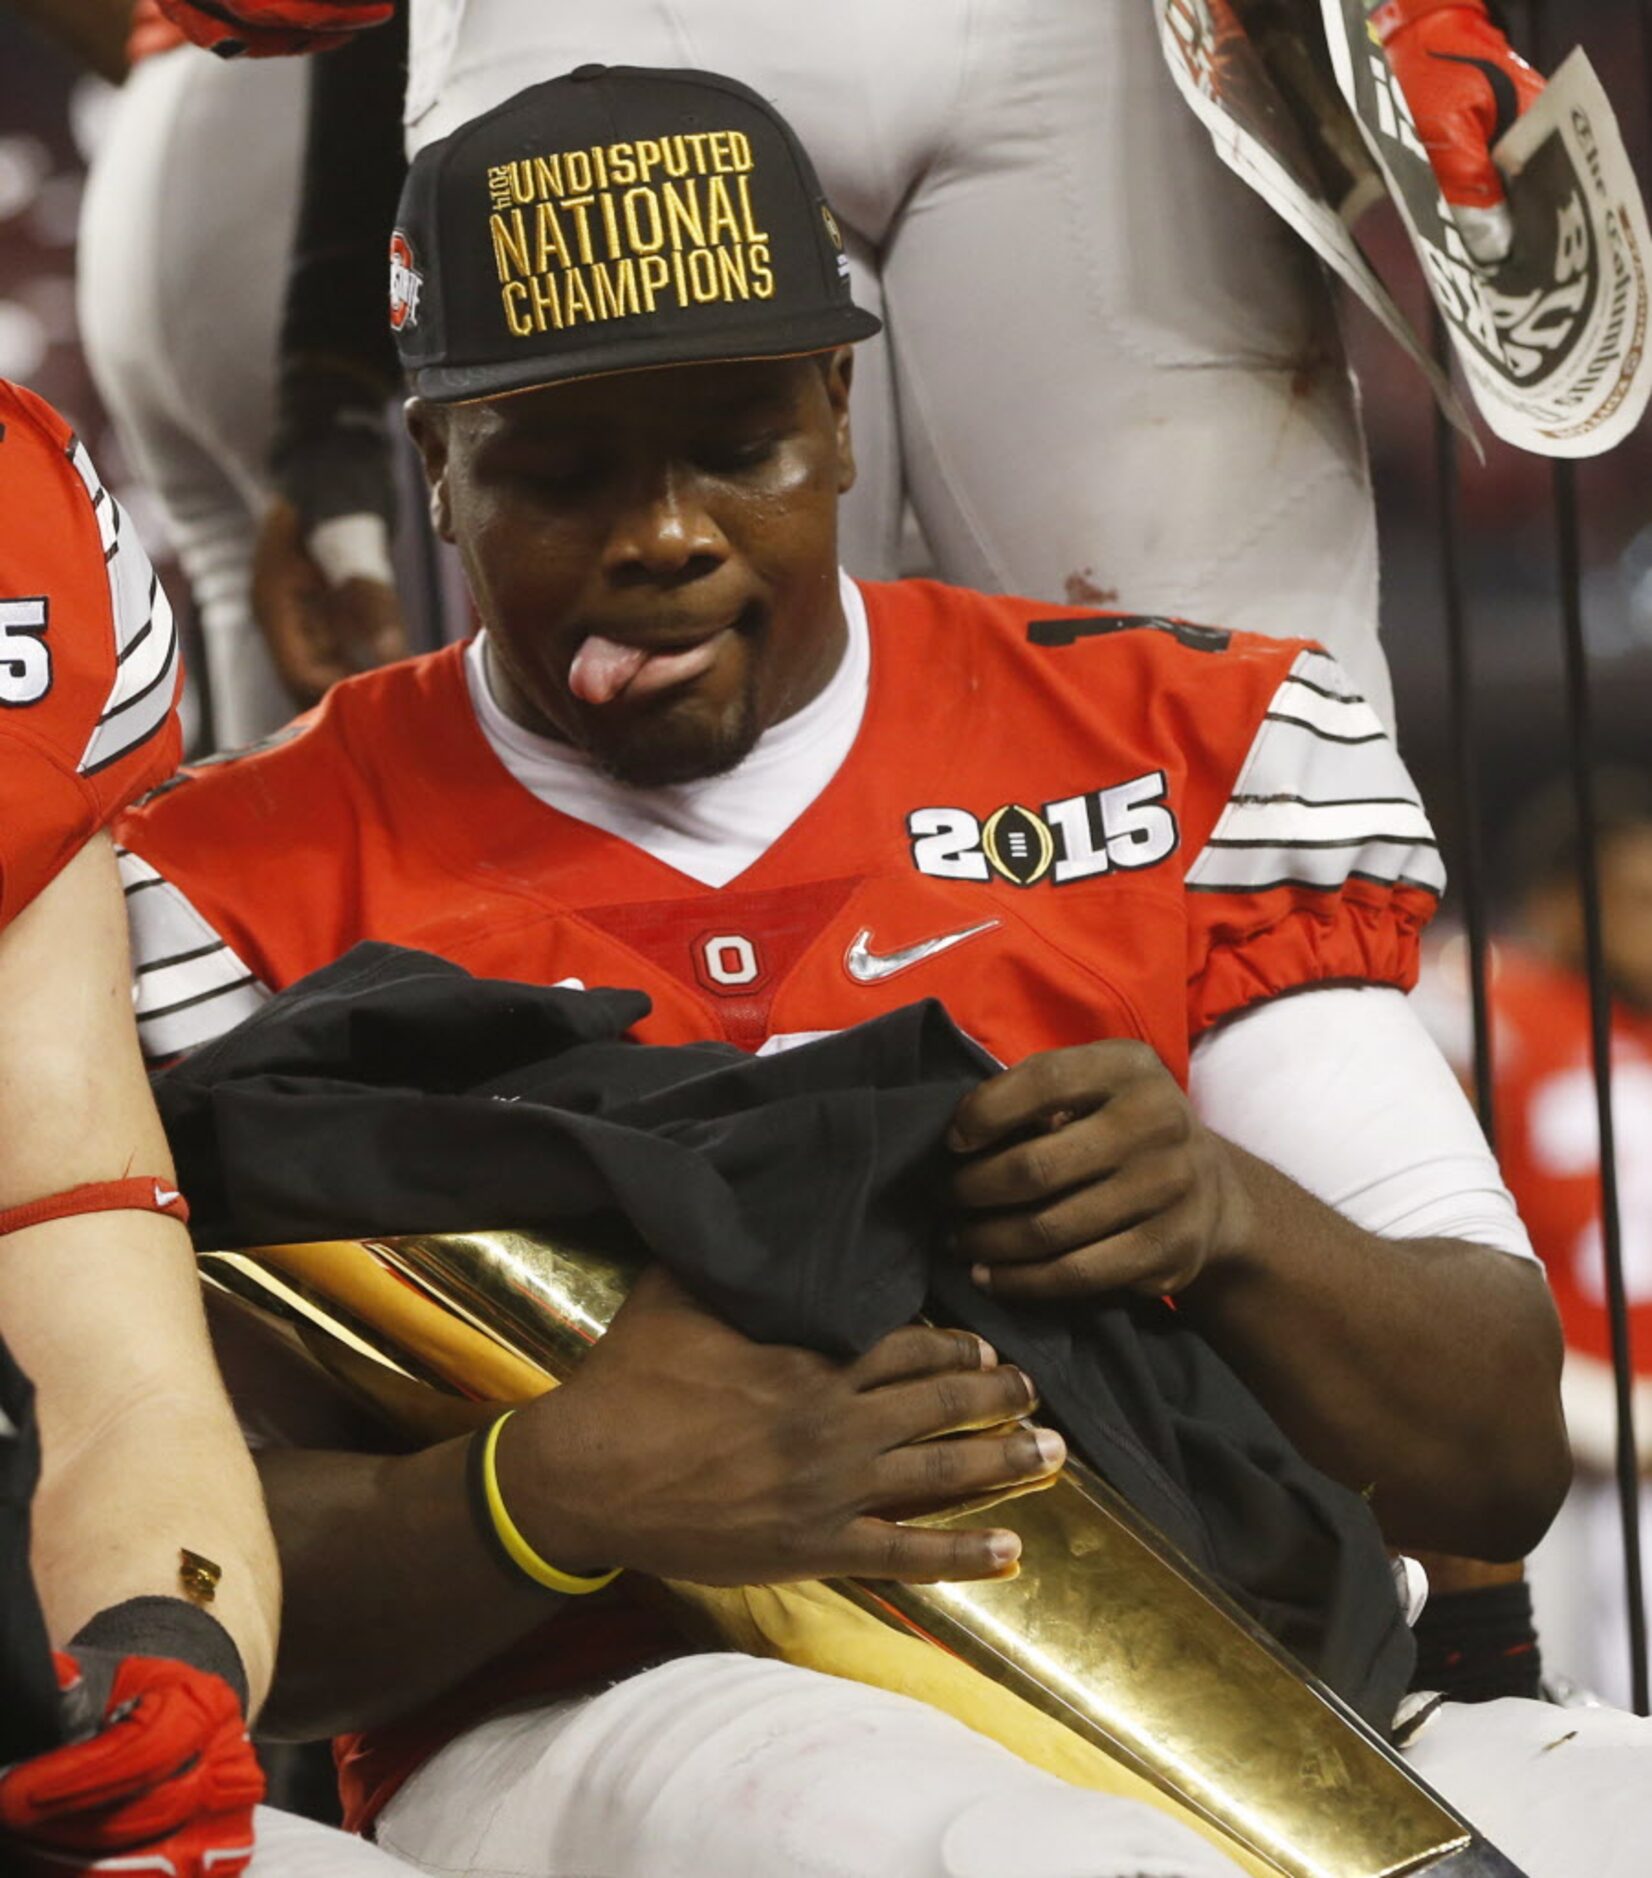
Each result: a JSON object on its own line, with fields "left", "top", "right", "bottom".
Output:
{"left": 947, "top": 1041, "right": 1252, "bottom": 1302}
{"left": 0, "top": 1651, "right": 263, "bottom": 1878}
{"left": 1372, "top": 0, "right": 1544, "bottom": 266}
{"left": 252, "top": 498, "right": 405, "bottom": 707}
{"left": 496, "top": 1267, "right": 1065, "bottom": 1587}
{"left": 157, "top": 0, "right": 391, "bottom": 59}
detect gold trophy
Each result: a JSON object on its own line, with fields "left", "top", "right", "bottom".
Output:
{"left": 201, "top": 1230, "right": 1528, "bottom": 1878}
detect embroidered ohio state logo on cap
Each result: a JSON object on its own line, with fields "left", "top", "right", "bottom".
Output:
{"left": 389, "top": 230, "right": 424, "bottom": 331}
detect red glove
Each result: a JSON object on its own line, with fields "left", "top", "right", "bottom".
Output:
{"left": 155, "top": 0, "right": 392, "bottom": 59}
{"left": 0, "top": 1652, "right": 264, "bottom": 1877}
{"left": 1371, "top": 0, "right": 1544, "bottom": 263}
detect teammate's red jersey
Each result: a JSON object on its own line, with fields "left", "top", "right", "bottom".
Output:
{"left": 115, "top": 578, "right": 1444, "bottom": 1827}
{"left": 1490, "top": 949, "right": 1652, "bottom": 1376}
{"left": 0, "top": 380, "right": 182, "bottom": 927}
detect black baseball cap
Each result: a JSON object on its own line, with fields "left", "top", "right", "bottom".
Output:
{"left": 391, "top": 65, "right": 882, "bottom": 403}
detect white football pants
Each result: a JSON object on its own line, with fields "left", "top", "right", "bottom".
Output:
{"left": 77, "top": 47, "right": 297, "bottom": 751}
{"left": 408, "top": 0, "right": 1391, "bottom": 725}
{"left": 374, "top": 1653, "right": 1246, "bottom": 1878}
{"left": 1526, "top": 1468, "right": 1652, "bottom": 1710}
{"left": 250, "top": 1804, "right": 417, "bottom": 1875}
{"left": 371, "top": 1652, "right": 1652, "bottom": 1878}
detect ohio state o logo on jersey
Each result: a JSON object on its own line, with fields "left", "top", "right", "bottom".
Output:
{"left": 388, "top": 231, "right": 423, "bottom": 331}
{"left": 694, "top": 931, "right": 766, "bottom": 994}
{"left": 908, "top": 771, "right": 1179, "bottom": 887}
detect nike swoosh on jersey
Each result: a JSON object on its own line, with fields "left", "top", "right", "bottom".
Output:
{"left": 843, "top": 919, "right": 1001, "bottom": 984}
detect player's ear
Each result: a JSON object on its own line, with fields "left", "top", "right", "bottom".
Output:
{"left": 404, "top": 397, "right": 455, "bottom": 542}
{"left": 822, "top": 348, "right": 856, "bottom": 496}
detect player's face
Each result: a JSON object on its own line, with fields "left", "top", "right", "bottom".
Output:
{"left": 410, "top": 351, "right": 856, "bottom": 787}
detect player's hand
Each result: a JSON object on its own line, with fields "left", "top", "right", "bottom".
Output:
{"left": 157, "top": 0, "right": 391, "bottom": 59}
{"left": 947, "top": 1041, "right": 1252, "bottom": 1302}
{"left": 1372, "top": 0, "right": 1544, "bottom": 266}
{"left": 0, "top": 1651, "right": 263, "bottom": 1878}
{"left": 496, "top": 1267, "right": 1066, "bottom": 1586}
{"left": 252, "top": 498, "right": 405, "bottom": 707}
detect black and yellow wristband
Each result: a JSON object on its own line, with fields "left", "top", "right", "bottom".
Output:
{"left": 466, "top": 1410, "right": 621, "bottom": 1598}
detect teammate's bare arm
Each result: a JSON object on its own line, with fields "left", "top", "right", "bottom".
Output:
{"left": 0, "top": 835, "right": 279, "bottom": 1710}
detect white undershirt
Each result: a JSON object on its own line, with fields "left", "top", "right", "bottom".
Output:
{"left": 461, "top": 578, "right": 1532, "bottom": 1265}
{"left": 464, "top": 570, "right": 870, "bottom": 889}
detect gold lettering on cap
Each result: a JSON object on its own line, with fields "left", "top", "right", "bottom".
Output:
{"left": 561, "top": 195, "right": 598, "bottom": 264}
{"left": 482, "top": 126, "right": 787, "bottom": 343}
{"left": 528, "top": 273, "right": 562, "bottom": 331}
{"left": 662, "top": 179, "right": 704, "bottom": 251}
{"left": 593, "top": 258, "right": 642, "bottom": 319}
{"left": 704, "top": 175, "right": 742, "bottom": 245}
{"left": 685, "top": 245, "right": 721, "bottom": 303}
{"left": 736, "top": 174, "right": 763, "bottom": 243}
{"left": 717, "top": 245, "right": 750, "bottom": 299}
{"left": 622, "top": 187, "right": 665, "bottom": 254}
{"left": 533, "top": 201, "right": 571, "bottom": 272}
{"left": 490, "top": 210, "right": 531, "bottom": 283}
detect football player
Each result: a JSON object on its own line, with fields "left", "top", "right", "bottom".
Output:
{"left": 77, "top": 15, "right": 312, "bottom": 749}
{"left": 1484, "top": 776, "right": 1652, "bottom": 1708}
{"left": 145, "top": 0, "right": 1546, "bottom": 736}
{"left": 110, "top": 71, "right": 1652, "bottom": 1878}
{"left": 0, "top": 380, "right": 412, "bottom": 1876}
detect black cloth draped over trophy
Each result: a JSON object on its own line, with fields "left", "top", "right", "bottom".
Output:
{"left": 154, "top": 939, "right": 1412, "bottom": 1725}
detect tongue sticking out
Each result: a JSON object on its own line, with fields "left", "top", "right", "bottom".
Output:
{"left": 568, "top": 635, "right": 649, "bottom": 706}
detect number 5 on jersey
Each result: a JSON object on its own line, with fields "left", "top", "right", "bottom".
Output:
{"left": 0, "top": 598, "right": 50, "bottom": 707}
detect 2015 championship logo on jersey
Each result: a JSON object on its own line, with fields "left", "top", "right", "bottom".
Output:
{"left": 908, "top": 770, "right": 1178, "bottom": 887}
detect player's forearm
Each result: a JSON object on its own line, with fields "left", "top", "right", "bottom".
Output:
{"left": 7, "top": 1206, "right": 281, "bottom": 1713}
{"left": 1185, "top": 1143, "right": 1570, "bottom": 1558}
{"left": 31, "top": 1385, "right": 279, "bottom": 1714}
{"left": 255, "top": 1439, "right": 557, "bottom": 1740}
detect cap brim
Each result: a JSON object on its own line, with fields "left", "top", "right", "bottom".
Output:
{"left": 409, "top": 305, "right": 882, "bottom": 404}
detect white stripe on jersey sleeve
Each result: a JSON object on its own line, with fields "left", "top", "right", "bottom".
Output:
{"left": 65, "top": 438, "right": 180, "bottom": 777}
{"left": 1209, "top": 796, "right": 1437, "bottom": 848}
{"left": 1187, "top": 648, "right": 1447, "bottom": 897}
{"left": 119, "top": 848, "right": 269, "bottom": 1058}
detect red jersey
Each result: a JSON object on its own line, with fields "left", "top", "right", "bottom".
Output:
{"left": 117, "top": 582, "right": 1441, "bottom": 1069}
{"left": 0, "top": 381, "right": 182, "bottom": 927}
{"left": 115, "top": 579, "right": 1444, "bottom": 1826}
{"left": 1490, "top": 949, "right": 1652, "bottom": 1376}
